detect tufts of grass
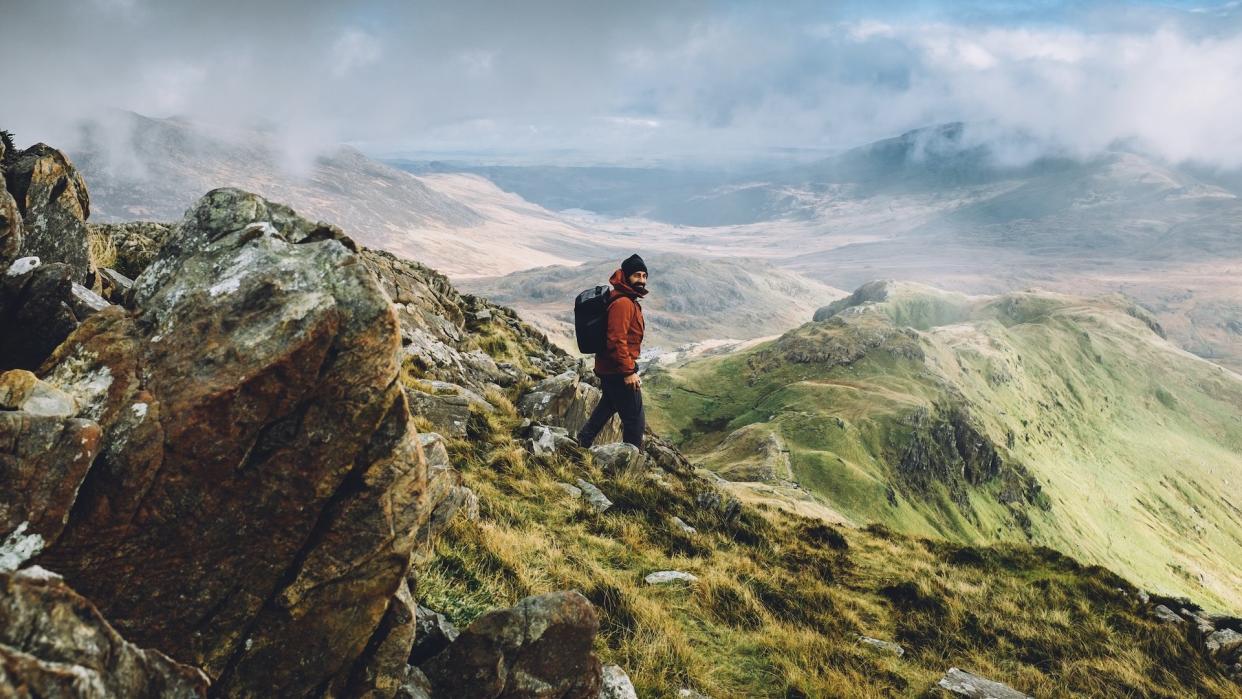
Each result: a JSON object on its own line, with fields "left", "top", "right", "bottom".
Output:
{"left": 413, "top": 380, "right": 1242, "bottom": 698}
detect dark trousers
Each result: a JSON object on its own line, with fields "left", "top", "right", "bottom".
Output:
{"left": 577, "top": 374, "right": 645, "bottom": 448}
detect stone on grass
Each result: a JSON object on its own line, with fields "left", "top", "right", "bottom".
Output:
{"left": 600, "top": 664, "right": 639, "bottom": 699}
{"left": 576, "top": 479, "right": 613, "bottom": 513}
{"left": 937, "top": 668, "right": 1031, "bottom": 698}
{"left": 644, "top": 571, "right": 699, "bottom": 586}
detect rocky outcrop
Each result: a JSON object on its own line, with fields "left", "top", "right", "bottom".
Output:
{"left": 518, "top": 371, "right": 620, "bottom": 443}
{"left": 26, "top": 188, "right": 430, "bottom": 697}
{"left": 3, "top": 143, "right": 92, "bottom": 282}
{"left": 420, "top": 590, "right": 602, "bottom": 699}
{"left": 362, "top": 249, "right": 570, "bottom": 395}
{"left": 0, "top": 567, "right": 209, "bottom": 698}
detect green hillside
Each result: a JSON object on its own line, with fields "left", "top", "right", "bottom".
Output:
{"left": 645, "top": 281, "right": 1242, "bottom": 614}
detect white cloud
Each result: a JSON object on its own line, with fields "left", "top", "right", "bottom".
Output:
{"left": 330, "top": 28, "right": 382, "bottom": 78}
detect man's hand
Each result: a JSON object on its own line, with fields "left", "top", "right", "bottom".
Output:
{"left": 624, "top": 372, "right": 641, "bottom": 390}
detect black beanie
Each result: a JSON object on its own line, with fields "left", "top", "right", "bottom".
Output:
{"left": 621, "top": 253, "right": 647, "bottom": 277}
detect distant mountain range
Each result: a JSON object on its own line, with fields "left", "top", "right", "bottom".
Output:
{"left": 398, "top": 123, "right": 1242, "bottom": 371}
{"left": 69, "top": 111, "right": 612, "bottom": 277}
{"left": 459, "top": 253, "right": 846, "bottom": 352}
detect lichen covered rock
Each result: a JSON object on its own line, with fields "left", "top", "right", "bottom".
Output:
{"left": 30, "top": 188, "right": 429, "bottom": 697}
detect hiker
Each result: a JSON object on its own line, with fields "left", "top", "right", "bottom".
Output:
{"left": 577, "top": 254, "right": 647, "bottom": 448}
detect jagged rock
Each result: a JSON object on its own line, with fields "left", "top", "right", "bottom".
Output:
{"left": 416, "top": 432, "right": 475, "bottom": 546}
{"left": 937, "top": 668, "right": 1031, "bottom": 698}
{"left": 858, "top": 635, "right": 904, "bottom": 657}
{"left": 671, "top": 516, "right": 696, "bottom": 534}
{"left": 395, "top": 665, "right": 434, "bottom": 699}
{"left": 410, "top": 605, "right": 460, "bottom": 666}
{"left": 600, "top": 664, "right": 638, "bottom": 699}
{"left": 1206, "top": 629, "right": 1242, "bottom": 659}
{"left": 0, "top": 369, "right": 77, "bottom": 416}
{"left": 421, "top": 590, "right": 602, "bottom": 699}
{"left": 0, "top": 386, "right": 101, "bottom": 544}
{"left": 1153, "top": 605, "right": 1186, "bottom": 624}
{"left": 556, "top": 482, "right": 583, "bottom": 499}
{"left": 5, "top": 144, "right": 91, "bottom": 281}
{"left": 644, "top": 571, "right": 698, "bottom": 585}
{"left": 69, "top": 281, "right": 109, "bottom": 318}
{"left": 677, "top": 689, "right": 712, "bottom": 699}
{"left": 98, "top": 267, "right": 134, "bottom": 304}
{"left": 526, "top": 424, "right": 579, "bottom": 457}
{"left": 31, "top": 188, "right": 430, "bottom": 697}
{"left": 0, "top": 260, "right": 81, "bottom": 370}
{"left": 695, "top": 488, "right": 742, "bottom": 522}
{"left": 406, "top": 381, "right": 491, "bottom": 437}
{"left": 643, "top": 432, "right": 694, "bottom": 473}
{"left": 575, "top": 479, "right": 613, "bottom": 513}
{"left": 341, "top": 579, "right": 418, "bottom": 699}
{"left": 86, "top": 221, "right": 172, "bottom": 279}
{"left": 590, "top": 443, "right": 646, "bottom": 472}
{"left": 0, "top": 568, "right": 209, "bottom": 698}
{"left": 362, "top": 249, "right": 570, "bottom": 394}
{"left": 518, "top": 371, "right": 620, "bottom": 443}
{"left": 0, "top": 172, "right": 21, "bottom": 270}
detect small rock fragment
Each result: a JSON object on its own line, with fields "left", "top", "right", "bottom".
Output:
{"left": 937, "top": 668, "right": 1031, "bottom": 698}
{"left": 644, "top": 570, "right": 698, "bottom": 585}
{"left": 576, "top": 479, "right": 613, "bottom": 512}
{"left": 600, "top": 664, "right": 639, "bottom": 699}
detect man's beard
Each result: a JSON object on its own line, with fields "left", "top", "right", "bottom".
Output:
{"left": 632, "top": 282, "right": 647, "bottom": 291}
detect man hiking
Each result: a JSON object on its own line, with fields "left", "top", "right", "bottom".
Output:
{"left": 577, "top": 253, "right": 648, "bottom": 448}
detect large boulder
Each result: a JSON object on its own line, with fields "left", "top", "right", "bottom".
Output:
{"left": 30, "top": 188, "right": 430, "bottom": 697}
{"left": 0, "top": 567, "right": 209, "bottom": 698}
{"left": 0, "top": 259, "right": 84, "bottom": 370}
{"left": 4, "top": 144, "right": 91, "bottom": 281}
{"left": 517, "top": 371, "right": 619, "bottom": 443}
{"left": 421, "top": 590, "right": 602, "bottom": 699}
{"left": 341, "top": 579, "right": 419, "bottom": 699}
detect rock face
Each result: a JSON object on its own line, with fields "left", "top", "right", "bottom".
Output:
{"left": 0, "top": 136, "right": 22, "bottom": 269}
{"left": 0, "top": 259, "right": 88, "bottom": 370}
{"left": 3, "top": 143, "right": 92, "bottom": 281}
{"left": 28, "top": 188, "right": 430, "bottom": 697}
{"left": 0, "top": 567, "right": 209, "bottom": 698}
{"left": 421, "top": 590, "right": 603, "bottom": 699}
{"left": 0, "top": 371, "right": 101, "bottom": 548}
{"left": 518, "top": 371, "right": 620, "bottom": 443}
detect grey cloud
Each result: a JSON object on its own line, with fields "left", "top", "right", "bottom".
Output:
{"left": 5, "top": 0, "right": 1242, "bottom": 168}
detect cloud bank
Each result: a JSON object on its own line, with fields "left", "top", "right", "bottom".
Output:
{"left": 4, "top": 0, "right": 1242, "bottom": 167}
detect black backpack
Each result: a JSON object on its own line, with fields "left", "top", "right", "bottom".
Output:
{"left": 574, "top": 285, "right": 612, "bottom": 354}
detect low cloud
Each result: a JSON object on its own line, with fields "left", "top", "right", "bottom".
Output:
{"left": 4, "top": 0, "right": 1242, "bottom": 168}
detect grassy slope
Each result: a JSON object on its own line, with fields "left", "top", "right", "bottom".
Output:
{"left": 644, "top": 285, "right": 1242, "bottom": 614}
{"left": 417, "top": 394, "right": 1242, "bottom": 698}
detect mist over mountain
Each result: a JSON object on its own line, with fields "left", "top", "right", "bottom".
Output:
{"left": 420, "top": 122, "right": 1242, "bottom": 371}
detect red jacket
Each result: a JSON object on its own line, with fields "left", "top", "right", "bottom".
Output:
{"left": 594, "top": 268, "right": 646, "bottom": 375}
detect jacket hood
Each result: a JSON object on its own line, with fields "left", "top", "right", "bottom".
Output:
{"left": 609, "top": 268, "right": 648, "bottom": 299}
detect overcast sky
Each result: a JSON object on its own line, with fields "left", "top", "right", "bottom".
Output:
{"left": 5, "top": 0, "right": 1242, "bottom": 167}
